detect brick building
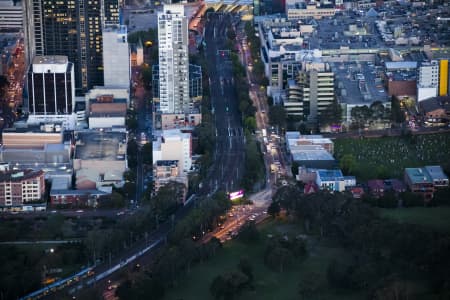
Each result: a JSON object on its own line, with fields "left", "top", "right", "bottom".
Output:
{"left": 0, "top": 170, "right": 46, "bottom": 209}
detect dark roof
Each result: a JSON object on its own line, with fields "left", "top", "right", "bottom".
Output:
{"left": 0, "top": 169, "right": 44, "bottom": 182}
{"left": 156, "top": 160, "right": 178, "bottom": 166}
{"left": 420, "top": 96, "right": 450, "bottom": 113}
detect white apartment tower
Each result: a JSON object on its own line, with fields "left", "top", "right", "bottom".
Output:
{"left": 417, "top": 60, "right": 439, "bottom": 102}
{"left": 157, "top": 4, "right": 190, "bottom": 114}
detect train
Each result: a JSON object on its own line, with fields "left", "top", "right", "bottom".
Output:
{"left": 19, "top": 267, "right": 95, "bottom": 300}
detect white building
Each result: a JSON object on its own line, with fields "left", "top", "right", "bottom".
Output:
{"left": 157, "top": 5, "right": 190, "bottom": 114}
{"left": 417, "top": 60, "right": 439, "bottom": 102}
{"left": 103, "top": 25, "right": 131, "bottom": 90}
{"left": 153, "top": 129, "right": 192, "bottom": 173}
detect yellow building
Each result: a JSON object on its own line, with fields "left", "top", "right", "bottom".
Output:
{"left": 439, "top": 59, "right": 448, "bottom": 96}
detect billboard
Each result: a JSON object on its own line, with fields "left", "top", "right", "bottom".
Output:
{"left": 229, "top": 190, "right": 244, "bottom": 200}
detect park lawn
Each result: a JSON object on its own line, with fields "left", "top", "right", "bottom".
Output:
{"left": 164, "top": 220, "right": 364, "bottom": 300}
{"left": 379, "top": 206, "right": 450, "bottom": 232}
{"left": 334, "top": 133, "right": 450, "bottom": 181}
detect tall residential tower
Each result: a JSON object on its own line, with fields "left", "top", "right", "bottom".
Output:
{"left": 157, "top": 4, "right": 190, "bottom": 114}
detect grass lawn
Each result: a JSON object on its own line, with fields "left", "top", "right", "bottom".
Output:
{"left": 334, "top": 133, "right": 450, "bottom": 181}
{"left": 379, "top": 206, "right": 450, "bottom": 232}
{"left": 164, "top": 220, "right": 364, "bottom": 300}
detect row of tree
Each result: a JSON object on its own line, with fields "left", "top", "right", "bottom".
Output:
{"left": 270, "top": 187, "right": 450, "bottom": 298}
{"left": 115, "top": 192, "right": 232, "bottom": 299}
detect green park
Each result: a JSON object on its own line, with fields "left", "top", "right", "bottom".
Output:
{"left": 334, "top": 132, "right": 450, "bottom": 181}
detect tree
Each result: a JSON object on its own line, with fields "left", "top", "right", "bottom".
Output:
{"left": 391, "top": 96, "right": 405, "bottom": 124}
{"left": 141, "top": 143, "right": 152, "bottom": 165}
{"left": 0, "top": 75, "right": 8, "bottom": 100}
{"left": 319, "top": 98, "right": 342, "bottom": 127}
{"left": 298, "top": 271, "right": 321, "bottom": 300}
{"left": 238, "top": 221, "right": 259, "bottom": 242}
{"left": 238, "top": 257, "right": 254, "bottom": 283}
{"left": 244, "top": 116, "right": 257, "bottom": 131}
{"left": 267, "top": 201, "right": 281, "bottom": 218}
{"left": 269, "top": 105, "right": 287, "bottom": 129}
{"left": 339, "top": 154, "right": 357, "bottom": 175}
{"left": 264, "top": 246, "right": 293, "bottom": 272}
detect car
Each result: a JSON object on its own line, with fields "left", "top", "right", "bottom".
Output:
{"left": 76, "top": 210, "right": 84, "bottom": 213}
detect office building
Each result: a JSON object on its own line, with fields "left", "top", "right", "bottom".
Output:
{"left": 23, "top": 0, "right": 120, "bottom": 93}
{"left": 26, "top": 55, "right": 76, "bottom": 128}
{"left": 285, "top": 61, "right": 335, "bottom": 123}
{"left": 0, "top": 0, "right": 23, "bottom": 30}
{"left": 157, "top": 4, "right": 190, "bottom": 114}
{"left": 103, "top": 25, "right": 130, "bottom": 89}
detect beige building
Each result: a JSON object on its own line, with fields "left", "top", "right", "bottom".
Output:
{"left": 153, "top": 129, "right": 192, "bottom": 173}
{"left": 73, "top": 131, "right": 127, "bottom": 189}
{"left": 153, "top": 160, "right": 188, "bottom": 199}
{"left": 2, "top": 127, "right": 63, "bottom": 148}
{"left": 158, "top": 113, "right": 202, "bottom": 130}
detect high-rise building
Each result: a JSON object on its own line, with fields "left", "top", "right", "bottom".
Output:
{"left": 0, "top": 0, "right": 23, "bottom": 30}
{"left": 26, "top": 55, "right": 76, "bottom": 128}
{"left": 157, "top": 4, "right": 190, "bottom": 114}
{"left": 417, "top": 60, "right": 439, "bottom": 102}
{"left": 23, "top": 0, "right": 119, "bottom": 93}
{"left": 103, "top": 25, "right": 130, "bottom": 89}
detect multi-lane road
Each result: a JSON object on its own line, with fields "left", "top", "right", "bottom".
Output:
{"left": 201, "top": 12, "right": 245, "bottom": 194}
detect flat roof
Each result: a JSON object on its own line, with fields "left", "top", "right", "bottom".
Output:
{"left": 292, "top": 149, "right": 335, "bottom": 161}
{"left": 74, "top": 131, "right": 126, "bottom": 161}
{"left": 317, "top": 169, "right": 344, "bottom": 180}
{"left": 32, "top": 55, "right": 68, "bottom": 65}
{"left": 424, "top": 165, "right": 448, "bottom": 181}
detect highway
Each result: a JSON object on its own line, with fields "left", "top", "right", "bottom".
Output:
{"left": 201, "top": 12, "right": 245, "bottom": 194}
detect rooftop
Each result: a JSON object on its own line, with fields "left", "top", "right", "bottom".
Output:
{"left": 291, "top": 149, "right": 335, "bottom": 162}
{"left": 405, "top": 167, "right": 433, "bottom": 184}
{"left": 316, "top": 169, "right": 344, "bottom": 181}
{"left": 0, "top": 169, "right": 44, "bottom": 182}
{"left": 32, "top": 55, "right": 68, "bottom": 65}
{"left": 424, "top": 165, "right": 448, "bottom": 181}
{"left": 74, "top": 131, "right": 126, "bottom": 161}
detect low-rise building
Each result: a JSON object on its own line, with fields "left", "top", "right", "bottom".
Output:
{"left": 367, "top": 179, "right": 407, "bottom": 198}
{"left": 153, "top": 160, "right": 188, "bottom": 199}
{"left": 419, "top": 96, "right": 450, "bottom": 123}
{"left": 0, "top": 169, "right": 46, "bottom": 211}
{"left": 152, "top": 129, "right": 192, "bottom": 173}
{"left": 404, "top": 166, "right": 449, "bottom": 201}
{"left": 315, "top": 169, "right": 354, "bottom": 192}
{"left": 88, "top": 94, "right": 127, "bottom": 129}
{"left": 50, "top": 188, "right": 110, "bottom": 207}
{"left": 73, "top": 131, "right": 127, "bottom": 189}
